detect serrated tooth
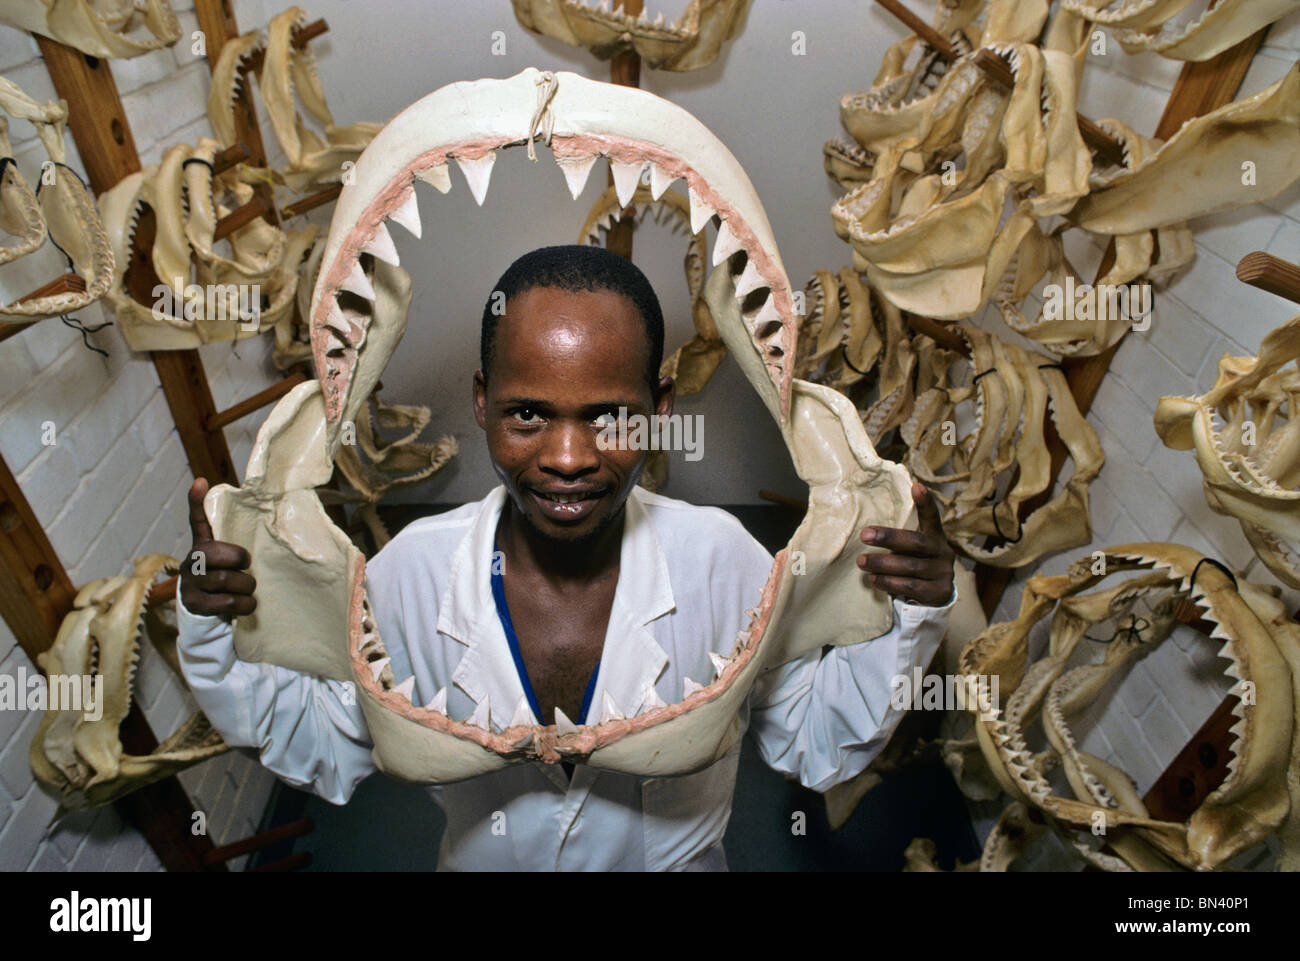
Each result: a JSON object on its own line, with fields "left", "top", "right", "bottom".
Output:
{"left": 367, "top": 657, "right": 389, "bottom": 682}
{"left": 455, "top": 152, "right": 496, "bottom": 206}
{"left": 649, "top": 162, "right": 676, "bottom": 200}
{"left": 557, "top": 154, "right": 599, "bottom": 199}
{"left": 361, "top": 222, "right": 399, "bottom": 267}
{"left": 554, "top": 706, "right": 579, "bottom": 735}
{"left": 611, "top": 160, "right": 644, "bottom": 207}
{"left": 393, "top": 676, "right": 415, "bottom": 701}
{"left": 509, "top": 694, "right": 532, "bottom": 728}
{"left": 683, "top": 677, "right": 705, "bottom": 697}
{"left": 733, "top": 259, "right": 766, "bottom": 298}
{"left": 747, "top": 293, "right": 781, "bottom": 330}
{"left": 708, "top": 652, "right": 729, "bottom": 678}
{"left": 341, "top": 260, "right": 375, "bottom": 300}
{"left": 599, "top": 691, "right": 625, "bottom": 724}
{"left": 712, "top": 219, "right": 744, "bottom": 266}
{"left": 467, "top": 695, "right": 492, "bottom": 730}
{"left": 424, "top": 686, "right": 447, "bottom": 713}
{"left": 688, "top": 185, "right": 715, "bottom": 234}
{"left": 642, "top": 683, "right": 667, "bottom": 711}
{"left": 388, "top": 189, "right": 421, "bottom": 238}
{"left": 322, "top": 327, "right": 345, "bottom": 353}
{"left": 417, "top": 162, "right": 452, "bottom": 194}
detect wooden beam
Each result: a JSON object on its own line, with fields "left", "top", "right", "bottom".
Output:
{"left": 1237, "top": 250, "right": 1300, "bottom": 305}
{"left": 212, "top": 193, "right": 272, "bottom": 241}
{"left": 604, "top": 0, "right": 642, "bottom": 261}
{"left": 30, "top": 33, "right": 228, "bottom": 871}
{"left": 0, "top": 453, "right": 78, "bottom": 660}
{"left": 206, "top": 370, "right": 307, "bottom": 431}
{"left": 200, "top": 816, "right": 314, "bottom": 866}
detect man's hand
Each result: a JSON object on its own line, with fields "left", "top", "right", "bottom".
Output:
{"left": 180, "top": 478, "right": 258, "bottom": 619}
{"left": 858, "top": 482, "right": 955, "bottom": 607}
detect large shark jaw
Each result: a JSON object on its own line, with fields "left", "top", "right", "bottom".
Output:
{"left": 206, "top": 68, "right": 915, "bottom": 783}
{"left": 510, "top": 0, "right": 752, "bottom": 72}
{"left": 960, "top": 543, "right": 1300, "bottom": 871}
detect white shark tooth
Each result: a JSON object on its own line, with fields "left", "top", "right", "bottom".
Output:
{"left": 417, "top": 162, "right": 452, "bottom": 194}
{"left": 341, "top": 260, "right": 375, "bottom": 300}
{"left": 638, "top": 7, "right": 650, "bottom": 22}
{"left": 642, "top": 683, "right": 667, "bottom": 710}
{"left": 733, "top": 258, "right": 766, "bottom": 298}
{"left": 554, "top": 706, "right": 580, "bottom": 736}
{"left": 599, "top": 691, "right": 625, "bottom": 724}
{"left": 509, "top": 694, "right": 533, "bottom": 728}
{"left": 712, "top": 219, "right": 744, "bottom": 266}
{"left": 557, "top": 154, "right": 599, "bottom": 199}
{"left": 688, "top": 184, "right": 715, "bottom": 234}
{"left": 393, "top": 676, "right": 415, "bottom": 702}
{"left": 654, "top": 10, "right": 664, "bottom": 25}
{"left": 683, "top": 677, "right": 705, "bottom": 697}
{"left": 322, "top": 327, "right": 346, "bottom": 354}
{"left": 455, "top": 152, "right": 496, "bottom": 206}
{"left": 708, "top": 652, "right": 729, "bottom": 678}
{"left": 389, "top": 189, "right": 421, "bottom": 238}
{"left": 747, "top": 292, "right": 781, "bottom": 331}
{"left": 361, "top": 222, "right": 400, "bottom": 267}
{"left": 611, "top": 160, "right": 644, "bottom": 208}
{"left": 649, "top": 162, "right": 677, "bottom": 200}
{"left": 367, "top": 657, "right": 390, "bottom": 682}
{"left": 467, "top": 695, "right": 492, "bottom": 730}
{"left": 424, "top": 686, "right": 448, "bottom": 713}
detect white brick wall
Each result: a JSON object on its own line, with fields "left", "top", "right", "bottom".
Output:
{"left": 973, "top": 9, "right": 1300, "bottom": 870}
{"left": 0, "top": 1, "right": 283, "bottom": 871}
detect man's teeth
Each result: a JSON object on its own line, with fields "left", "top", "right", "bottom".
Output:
{"left": 539, "top": 491, "right": 593, "bottom": 504}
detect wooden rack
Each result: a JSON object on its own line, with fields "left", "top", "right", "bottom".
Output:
{"left": 0, "top": 0, "right": 338, "bottom": 870}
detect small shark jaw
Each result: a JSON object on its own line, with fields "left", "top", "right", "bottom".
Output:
{"left": 509, "top": 0, "right": 752, "bottom": 72}
{"left": 210, "top": 68, "right": 914, "bottom": 784}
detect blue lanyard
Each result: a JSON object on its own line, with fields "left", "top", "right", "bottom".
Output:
{"left": 490, "top": 566, "right": 599, "bottom": 726}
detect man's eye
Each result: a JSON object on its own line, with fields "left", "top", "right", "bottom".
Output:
{"left": 594, "top": 412, "right": 616, "bottom": 429}
{"left": 512, "top": 407, "right": 541, "bottom": 424}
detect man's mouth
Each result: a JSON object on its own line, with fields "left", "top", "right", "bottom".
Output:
{"left": 529, "top": 487, "right": 605, "bottom": 521}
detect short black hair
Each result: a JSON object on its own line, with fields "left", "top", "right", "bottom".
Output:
{"left": 480, "top": 244, "right": 664, "bottom": 390}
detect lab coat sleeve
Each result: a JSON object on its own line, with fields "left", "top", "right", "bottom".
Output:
{"left": 176, "top": 595, "right": 376, "bottom": 805}
{"left": 747, "top": 585, "right": 956, "bottom": 794}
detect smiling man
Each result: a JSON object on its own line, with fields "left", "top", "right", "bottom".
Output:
{"left": 177, "top": 244, "right": 956, "bottom": 871}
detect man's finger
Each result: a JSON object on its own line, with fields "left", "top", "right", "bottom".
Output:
{"left": 858, "top": 551, "right": 947, "bottom": 580}
{"left": 188, "top": 478, "right": 214, "bottom": 543}
{"left": 867, "top": 572, "right": 947, "bottom": 607}
{"left": 186, "top": 540, "right": 252, "bottom": 573}
{"left": 861, "top": 526, "right": 941, "bottom": 557}
{"left": 190, "top": 569, "right": 257, "bottom": 596}
{"left": 912, "top": 482, "right": 945, "bottom": 538}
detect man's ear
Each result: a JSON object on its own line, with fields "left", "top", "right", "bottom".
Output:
{"left": 473, "top": 370, "right": 488, "bottom": 430}
{"left": 654, "top": 375, "right": 675, "bottom": 419}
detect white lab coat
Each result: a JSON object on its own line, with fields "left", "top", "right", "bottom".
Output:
{"left": 178, "top": 485, "right": 954, "bottom": 871}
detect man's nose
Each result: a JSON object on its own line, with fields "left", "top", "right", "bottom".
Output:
{"left": 538, "top": 420, "right": 600, "bottom": 476}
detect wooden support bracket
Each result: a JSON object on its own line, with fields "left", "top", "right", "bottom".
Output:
{"left": 1237, "top": 250, "right": 1300, "bottom": 305}
{"left": 206, "top": 370, "right": 307, "bottom": 431}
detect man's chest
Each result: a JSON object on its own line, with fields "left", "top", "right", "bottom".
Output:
{"left": 502, "top": 576, "right": 616, "bottom": 724}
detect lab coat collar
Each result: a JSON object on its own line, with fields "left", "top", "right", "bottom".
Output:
{"left": 438, "top": 485, "right": 673, "bottom": 734}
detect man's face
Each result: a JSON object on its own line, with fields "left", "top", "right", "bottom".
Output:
{"left": 474, "top": 285, "right": 672, "bottom": 545}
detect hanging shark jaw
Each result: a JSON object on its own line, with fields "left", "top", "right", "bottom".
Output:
{"left": 207, "top": 69, "right": 915, "bottom": 783}
{"left": 0, "top": 0, "right": 181, "bottom": 61}
{"left": 1155, "top": 314, "right": 1300, "bottom": 590}
{"left": 509, "top": 0, "right": 752, "bottom": 72}
{"left": 960, "top": 543, "right": 1300, "bottom": 871}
